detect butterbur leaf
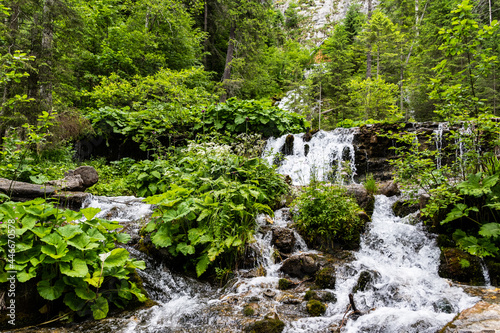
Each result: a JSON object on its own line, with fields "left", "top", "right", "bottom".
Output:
{"left": 87, "top": 228, "right": 106, "bottom": 242}
{"left": 60, "top": 258, "right": 88, "bottom": 277}
{"left": 129, "top": 281, "right": 147, "bottom": 302}
{"left": 441, "top": 204, "right": 468, "bottom": 224}
{"left": 91, "top": 296, "right": 109, "bottom": 320}
{"left": 75, "top": 285, "right": 97, "bottom": 300}
{"left": 64, "top": 292, "right": 86, "bottom": 311}
{"left": 143, "top": 221, "right": 157, "bottom": 232}
{"left": 81, "top": 207, "right": 101, "bottom": 221}
{"left": 37, "top": 279, "right": 65, "bottom": 300}
{"left": 57, "top": 224, "right": 83, "bottom": 239}
{"left": 17, "top": 267, "right": 37, "bottom": 282}
{"left": 479, "top": 223, "right": 500, "bottom": 238}
{"left": 102, "top": 248, "right": 129, "bottom": 268}
{"left": 115, "top": 233, "right": 131, "bottom": 244}
{"left": 85, "top": 272, "right": 104, "bottom": 288}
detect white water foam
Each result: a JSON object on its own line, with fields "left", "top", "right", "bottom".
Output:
{"left": 263, "top": 129, "right": 357, "bottom": 185}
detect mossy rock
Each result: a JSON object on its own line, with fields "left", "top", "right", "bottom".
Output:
{"left": 278, "top": 278, "right": 294, "bottom": 290}
{"left": 439, "top": 248, "right": 485, "bottom": 285}
{"left": 392, "top": 200, "right": 419, "bottom": 218}
{"left": 243, "top": 304, "right": 258, "bottom": 316}
{"left": 306, "top": 299, "right": 326, "bottom": 316}
{"left": 245, "top": 318, "right": 285, "bottom": 333}
{"left": 304, "top": 290, "right": 319, "bottom": 301}
{"left": 352, "top": 270, "right": 380, "bottom": 293}
{"left": 315, "top": 267, "right": 336, "bottom": 289}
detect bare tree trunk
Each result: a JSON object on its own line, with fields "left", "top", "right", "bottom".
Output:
{"left": 220, "top": 24, "right": 236, "bottom": 102}
{"left": 40, "top": 0, "right": 54, "bottom": 114}
{"left": 366, "top": 0, "right": 373, "bottom": 79}
{"left": 203, "top": 1, "right": 208, "bottom": 65}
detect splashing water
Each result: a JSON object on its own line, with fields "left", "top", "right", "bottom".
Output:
{"left": 262, "top": 129, "right": 357, "bottom": 185}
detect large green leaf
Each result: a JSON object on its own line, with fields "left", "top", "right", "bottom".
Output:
{"left": 151, "top": 224, "right": 173, "bottom": 247}
{"left": 57, "top": 224, "right": 83, "bottom": 239}
{"left": 479, "top": 223, "right": 500, "bottom": 238}
{"left": 67, "top": 233, "right": 98, "bottom": 251}
{"left": 60, "top": 258, "right": 89, "bottom": 278}
{"left": 75, "top": 285, "right": 97, "bottom": 300}
{"left": 177, "top": 242, "right": 195, "bottom": 256}
{"left": 91, "top": 296, "right": 109, "bottom": 320}
{"left": 81, "top": 207, "right": 101, "bottom": 221}
{"left": 102, "top": 248, "right": 129, "bottom": 268}
{"left": 64, "top": 292, "right": 86, "bottom": 311}
{"left": 37, "top": 279, "right": 66, "bottom": 300}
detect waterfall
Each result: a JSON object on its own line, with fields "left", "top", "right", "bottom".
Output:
{"left": 262, "top": 129, "right": 357, "bottom": 185}
{"left": 434, "top": 122, "right": 447, "bottom": 169}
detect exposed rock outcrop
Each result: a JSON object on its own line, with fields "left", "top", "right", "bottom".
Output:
{"left": 440, "top": 301, "right": 500, "bottom": 333}
{"left": 280, "top": 253, "right": 319, "bottom": 279}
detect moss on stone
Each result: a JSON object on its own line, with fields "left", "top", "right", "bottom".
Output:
{"left": 243, "top": 305, "right": 255, "bottom": 316}
{"left": 278, "top": 278, "right": 292, "bottom": 290}
{"left": 314, "top": 267, "right": 336, "bottom": 289}
{"left": 245, "top": 318, "right": 285, "bottom": 333}
{"left": 304, "top": 290, "right": 319, "bottom": 301}
{"left": 306, "top": 299, "right": 326, "bottom": 316}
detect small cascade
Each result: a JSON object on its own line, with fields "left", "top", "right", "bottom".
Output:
{"left": 434, "top": 122, "right": 448, "bottom": 169}
{"left": 480, "top": 260, "right": 492, "bottom": 288}
{"left": 81, "top": 194, "right": 153, "bottom": 223}
{"left": 263, "top": 129, "right": 357, "bottom": 185}
{"left": 455, "top": 123, "right": 474, "bottom": 170}
{"left": 328, "top": 195, "right": 478, "bottom": 333}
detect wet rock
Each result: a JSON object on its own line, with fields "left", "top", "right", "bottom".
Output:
{"left": 73, "top": 166, "right": 99, "bottom": 188}
{"left": 306, "top": 299, "right": 326, "bottom": 316}
{"left": 245, "top": 317, "right": 285, "bottom": 333}
{"left": 51, "top": 191, "right": 90, "bottom": 210}
{"left": 280, "top": 254, "right": 319, "bottom": 279}
{"left": 264, "top": 289, "right": 276, "bottom": 298}
{"left": 272, "top": 228, "right": 296, "bottom": 253}
{"left": 419, "top": 193, "right": 431, "bottom": 211}
{"left": 439, "top": 248, "right": 485, "bottom": 285}
{"left": 392, "top": 200, "right": 419, "bottom": 218}
{"left": 352, "top": 270, "right": 380, "bottom": 293}
{"left": 378, "top": 181, "right": 400, "bottom": 197}
{"left": 281, "top": 134, "right": 294, "bottom": 156}
{"left": 433, "top": 298, "right": 455, "bottom": 314}
{"left": 315, "top": 266, "right": 336, "bottom": 289}
{"left": 440, "top": 301, "right": 500, "bottom": 333}
{"left": 346, "top": 184, "right": 375, "bottom": 216}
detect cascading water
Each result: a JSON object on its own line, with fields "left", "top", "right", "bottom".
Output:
{"left": 434, "top": 122, "right": 447, "bottom": 169}
{"left": 263, "top": 129, "right": 357, "bottom": 185}
{"left": 331, "top": 195, "right": 478, "bottom": 333}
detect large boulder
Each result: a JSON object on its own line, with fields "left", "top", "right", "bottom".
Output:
{"left": 439, "top": 248, "right": 485, "bottom": 285}
{"left": 440, "top": 301, "right": 500, "bottom": 333}
{"left": 378, "top": 181, "right": 400, "bottom": 197}
{"left": 272, "top": 227, "right": 296, "bottom": 253}
{"left": 280, "top": 254, "right": 319, "bottom": 279}
{"left": 73, "top": 166, "right": 99, "bottom": 188}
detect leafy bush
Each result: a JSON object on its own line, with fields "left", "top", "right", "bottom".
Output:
{"left": 291, "top": 184, "right": 365, "bottom": 250}
{"left": 0, "top": 200, "right": 146, "bottom": 321}
{"left": 141, "top": 150, "right": 289, "bottom": 277}
{"left": 193, "top": 98, "right": 308, "bottom": 137}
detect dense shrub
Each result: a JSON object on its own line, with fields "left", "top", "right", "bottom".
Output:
{"left": 194, "top": 98, "right": 308, "bottom": 137}
{"left": 291, "top": 184, "right": 365, "bottom": 250}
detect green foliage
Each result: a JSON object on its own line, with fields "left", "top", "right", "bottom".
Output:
{"left": 291, "top": 184, "right": 364, "bottom": 248}
{"left": 137, "top": 144, "right": 289, "bottom": 277}
{"left": 194, "top": 98, "right": 308, "bottom": 137}
{"left": 364, "top": 174, "right": 378, "bottom": 195}
{"left": 430, "top": 0, "right": 499, "bottom": 119}
{"left": 0, "top": 200, "right": 146, "bottom": 321}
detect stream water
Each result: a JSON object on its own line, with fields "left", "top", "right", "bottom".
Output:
{"left": 65, "top": 192, "right": 478, "bottom": 333}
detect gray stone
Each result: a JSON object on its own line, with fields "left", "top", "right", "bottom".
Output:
{"left": 378, "top": 181, "right": 400, "bottom": 197}
{"left": 272, "top": 227, "right": 296, "bottom": 253}
{"left": 441, "top": 302, "right": 500, "bottom": 333}
{"left": 73, "top": 165, "right": 99, "bottom": 188}
{"left": 280, "top": 254, "right": 319, "bottom": 279}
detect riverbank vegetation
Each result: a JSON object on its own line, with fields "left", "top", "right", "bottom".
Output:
{"left": 1, "top": 0, "right": 500, "bottom": 326}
